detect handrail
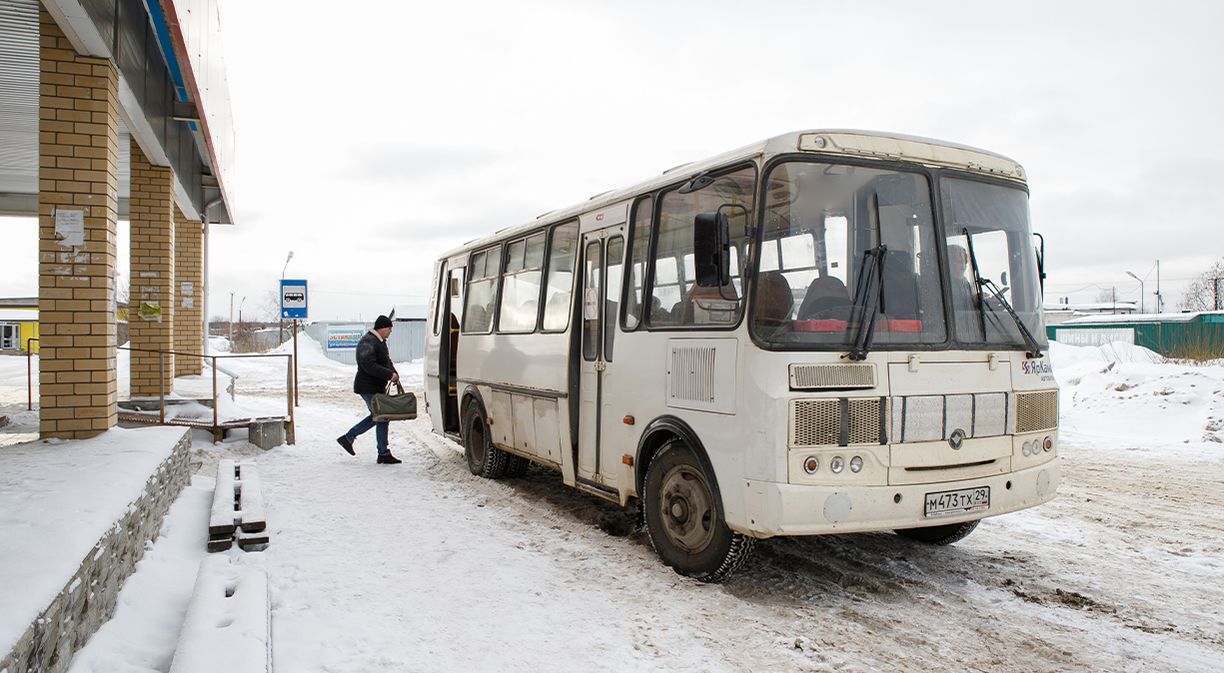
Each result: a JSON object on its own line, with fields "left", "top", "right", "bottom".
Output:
{"left": 26, "top": 337, "right": 38, "bottom": 411}
{"left": 115, "top": 345, "right": 296, "bottom": 443}
{"left": 24, "top": 342, "right": 296, "bottom": 443}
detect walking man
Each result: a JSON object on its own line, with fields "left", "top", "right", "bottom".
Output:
{"left": 337, "top": 315, "right": 402, "bottom": 464}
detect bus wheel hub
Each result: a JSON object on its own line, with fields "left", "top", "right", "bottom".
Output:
{"left": 660, "top": 466, "right": 714, "bottom": 552}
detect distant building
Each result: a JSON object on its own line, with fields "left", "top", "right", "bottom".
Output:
{"left": 0, "top": 297, "right": 39, "bottom": 353}
{"left": 1047, "top": 310, "right": 1224, "bottom": 356}
{"left": 1043, "top": 301, "right": 1137, "bottom": 326}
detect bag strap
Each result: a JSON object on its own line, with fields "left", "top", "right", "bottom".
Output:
{"left": 386, "top": 381, "right": 406, "bottom": 395}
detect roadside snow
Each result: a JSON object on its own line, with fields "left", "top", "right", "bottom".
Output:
{"left": 1051, "top": 340, "right": 1224, "bottom": 445}
{"left": 66, "top": 476, "right": 213, "bottom": 673}
{"left": 0, "top": 426, "right": 188, "bottom": 656}
{"left": 6, "top": 338, "right": 1223, "bottom": 672}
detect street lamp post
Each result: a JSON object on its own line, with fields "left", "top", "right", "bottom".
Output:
{"left": 280, "top": 251, "right": 294, "bottom": 343}
{"left": 1126, "top": 271, "right": 1144, "bottom": 314}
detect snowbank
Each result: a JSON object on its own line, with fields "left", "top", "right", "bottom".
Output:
{"left": 1049, "top": 340, "right": 1224, "bottom": 446}
{"left": 0, "top": 426, "right": 188, "bottom": 656}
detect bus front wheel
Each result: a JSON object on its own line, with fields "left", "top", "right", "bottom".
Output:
{"left": 463, "top": 404, "right": 508, "bottom": 479}
{"left": 895, "top": 520, "right": 980, "bottom": 545}
{"left": 643, "top": 440, "right": 754, "bottom": 582}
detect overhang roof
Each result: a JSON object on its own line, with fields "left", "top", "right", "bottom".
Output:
{"left": 0, "top": 0, "right": 236, "bottom": 224}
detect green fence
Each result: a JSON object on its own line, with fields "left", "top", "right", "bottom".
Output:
{"left": 1047, "top": 312, "right": 1224, "bottom": 358}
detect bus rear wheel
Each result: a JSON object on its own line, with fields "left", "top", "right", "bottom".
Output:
{"left": 895, "top": 520, "right": 980, "bottom": 545}
{"left": 463, "top": 404, "right": 508, "bottom": 479}
{"left": 643, "top": 440, "right": 754, "bottom": 582}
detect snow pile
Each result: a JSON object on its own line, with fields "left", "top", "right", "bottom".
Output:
{"left": 1049, "top": 340, "right": 1224, "bottom": 446}
{"left": 267, "top": 331, "right": 350, "bottom": 371}
{"left": 0, "top": 426, "right": 188, "bottom": 655}
{"left": 66, "top": 476, "right": 213, "bottom": 673}
{"left": 167, "top": 554, "right": 269, "bottom": 673}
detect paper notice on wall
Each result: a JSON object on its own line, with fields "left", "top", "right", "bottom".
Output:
{"left": 182, "top": 298, "right": 194, "bottom": 309}
{"left": 583, "top": 288, "right": 599, "bottom": 320}
{"left": 54, "top": 209, "right": 85, "bottom": 247}
{"left": 138, "top": 301, "right": 162, "bottom": 321}
{"left": 181, "top": 282, "right": 194, "bottom": 296}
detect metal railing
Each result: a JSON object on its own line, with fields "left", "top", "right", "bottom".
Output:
{"left": 26, "top": 337, "right": 38, "bottom": 411}
{"left": 25, "top": 341, "right": 296, "bottom": 442}
{"left": 118, "top": 346, "right": 296, "bottom": 443}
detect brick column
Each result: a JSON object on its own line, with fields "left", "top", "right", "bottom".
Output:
{"left": 128, "top": 138, "right": 175, "bottom": 397}
{"left": 37, "top": 9, "right": 119, "bottom": 439}
{"left": 174, "top": 206, "right": 203, "bottom": 375}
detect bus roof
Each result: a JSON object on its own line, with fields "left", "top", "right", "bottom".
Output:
{"left": 439, "top": 129, "right": 1026, "bottom": 260}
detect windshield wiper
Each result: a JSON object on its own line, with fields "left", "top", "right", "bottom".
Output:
{"left": 962, "top": 228, "right": 1044, "bottom": 358}
{"left": 848, "top": 193, "right": 887, "bottom": 361}
{"left": 848, "top": 244, "right": 887, "bottom": 361}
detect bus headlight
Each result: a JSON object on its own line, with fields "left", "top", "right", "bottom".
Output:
{"left": 1022, "top": 441, "right": 1032, "bottom": 456}
{"left": 803, "top": 456, "right": 820, "bottom": 474}
{"left": 849, "top": 456, "right": 863, "bottom": 473}
{"left": 830, "top": 456, "right": 845, "bottom": 474}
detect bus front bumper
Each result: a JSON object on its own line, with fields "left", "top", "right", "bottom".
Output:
{"left": 736, "top": 458, "right": 1060, "bottom": 538}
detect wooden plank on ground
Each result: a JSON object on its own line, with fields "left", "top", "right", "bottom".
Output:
{"left": 237, "top": 462, "right": 266, "bottom": 533}
{"left": 209, "top": 460, "right": 237, "bottom": 538}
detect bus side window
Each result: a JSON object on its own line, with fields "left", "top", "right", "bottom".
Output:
{"left": 649, "top": 165, "right": 755, "bottom": 327}
{"left": 623, "top": 196, "right": 652, "bottom": 330}
{"left": 582, "top": 240, "right": 602, "bottom": 361}
{"left": 498, "top": 232, "right": 545, "bottom": 333}
{"left": 542, "top": 221, "right": 579, "bottom": 332}
{"left": 431, "top": 262, "right": 447, "bottom": 336}
{"left": 463, "top": 246, "right": 500, "bottom": 334}
{"left": 605, "top": 236, "right": 624, "bottom": 361}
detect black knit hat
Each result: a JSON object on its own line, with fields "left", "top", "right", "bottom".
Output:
{"left": 374, "top": 315, "right": 393, "bottom": 330}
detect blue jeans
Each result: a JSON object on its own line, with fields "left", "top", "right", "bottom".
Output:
{"left": 345, "top": 393, "right": 389, "bottom": 456}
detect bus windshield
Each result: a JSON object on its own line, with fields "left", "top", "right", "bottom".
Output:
{"left": 941, "top": 177, "right": 1047, "bottom": 349}
{"left": 751, "top": 161, "right": 946, "bottom": 348}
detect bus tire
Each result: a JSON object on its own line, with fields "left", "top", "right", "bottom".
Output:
{"left": 643, "top": 440, "right": 754, "bottom": 582}
{"left": 505, "top": 454, "right": 531, "bottom": 478}
{"left": 463, "top": 404, "right": 508, "bottom": 479}
{"left": 895, "top": 519, "right": 980, "bottom": 545}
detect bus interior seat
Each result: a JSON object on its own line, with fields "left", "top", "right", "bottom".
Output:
{"left": 881, "top": 249, "right": 921, "bottom": 319}
{"left": 755, "top": 271, "right": 793, "bottom": 323}
{"left": 797, "top": 275, "right": 852, "bottom": 320}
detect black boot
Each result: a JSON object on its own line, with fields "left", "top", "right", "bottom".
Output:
{"left": 337, "top": 435, "right": 355, "bottom": 456}
{"left": 377, "top": 452, "right": 402, "bottom": 464}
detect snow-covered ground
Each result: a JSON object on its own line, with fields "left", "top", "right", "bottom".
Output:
{"left": 3, "top": 337, "right": 1223, "bottom": 672}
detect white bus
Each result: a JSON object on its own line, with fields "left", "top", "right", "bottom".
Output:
{"left": 424, "top": 130, "right": 1059, "bottom": 582}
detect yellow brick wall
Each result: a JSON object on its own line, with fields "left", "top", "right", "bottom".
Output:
{"left": 37, "top": 8, "right": 119, "bottom": 439}
{"left": 174, "top": 206, "right": 203, "bottom": 376}
{"left": 128, "top": 137, "right": 175, "bottom": 397}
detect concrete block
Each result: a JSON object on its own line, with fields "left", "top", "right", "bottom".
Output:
{"left": 247, "top": 421, "right": 284, "bottom": 450}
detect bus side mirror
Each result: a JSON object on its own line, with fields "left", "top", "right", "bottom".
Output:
{"left": 694, "top": 212, "right": 730, "bottom": 287}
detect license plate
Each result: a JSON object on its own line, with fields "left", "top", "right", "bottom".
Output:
{"left": 923, "top": 486, "right": 990, "bottom": 518}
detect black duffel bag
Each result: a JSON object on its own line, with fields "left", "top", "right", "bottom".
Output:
{"left": 371, "top": 382, "right": 417, "bottom": 421}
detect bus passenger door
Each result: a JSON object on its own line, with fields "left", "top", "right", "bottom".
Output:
{"left": 577, "top": 235, "right": 604, "bottom": 483}
{"left": 577, "top": 232, "right": 626, "bottom": 488}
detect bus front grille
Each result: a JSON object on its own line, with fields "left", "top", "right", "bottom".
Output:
{"left": 1015, "top": 390, "right": 1058, "bottom": 433}
{"left": 789, "top": 363, "right": 876, "bottom": 390}
{"left": 789, "top": 398, "right": 885, "bottom": 447}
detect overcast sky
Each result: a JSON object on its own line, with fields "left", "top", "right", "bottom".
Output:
{"left": 4, "top": 0, "right": 1222, "bottom": 320}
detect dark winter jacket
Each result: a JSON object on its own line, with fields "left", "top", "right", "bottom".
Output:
{"left": 353, "top": 330, "right": 397, "bottom": 394}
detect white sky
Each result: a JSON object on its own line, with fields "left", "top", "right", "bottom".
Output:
{"left": 3, "top": 0, "right": 1222, "bottom": 320}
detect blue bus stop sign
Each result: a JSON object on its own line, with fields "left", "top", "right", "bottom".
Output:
{"left": 280, "top": 279, "right": 308, "bottom": 319}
